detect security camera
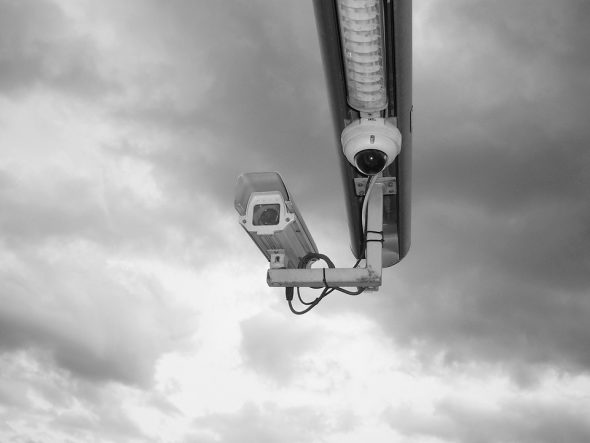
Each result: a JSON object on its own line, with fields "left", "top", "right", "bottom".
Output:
{"left": 234, "top": 172, "right": 318, "bottom": 269}
{"left": 341, "top": 118, "right": 402, "bottom": 176}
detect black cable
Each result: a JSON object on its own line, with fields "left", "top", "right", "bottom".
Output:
{"left": 333, "top": 286, "right": 365, "bottom": 296}
{"left": 286, "top": 287, "right": 294, "bottom": 302}
{"left": 286, "top": 253, "right": 364, "bottom": 314}
{"left": 288, "top": 293, "right": 326, "bottom": 315}
{"left": 287, "top": 174, "right": 387, "bottom": 313}
{"left": 297, "top": 286, "right": 317, "bottom": 305}
{"left": 287, "top": 253, "right": 335, "bottom": 313}
{"left": 297, "top": 252, "right": 335, "bottom": 269}
{"left": 292, "top": 252, "right": 336, "bottom": 306}
{"left": 290, "top": 285, "right": 333, "bottom": 314}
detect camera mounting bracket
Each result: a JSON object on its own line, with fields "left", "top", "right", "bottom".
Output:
{"left": 267, "top": 183, "right": 385, "bottom": 290}
{"left": 354, "top": 176, "right": 396, "bottom": 196}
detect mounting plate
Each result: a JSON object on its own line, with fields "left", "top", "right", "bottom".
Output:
{"left": 354, "top": 177, "right": 396, "bottom": 197}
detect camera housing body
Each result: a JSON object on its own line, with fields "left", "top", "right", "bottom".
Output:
{"left": 341, "top": 118, "right": 402, "bottom": 175}
{"left": 235, "top": 172, "right": 318, "bottom": 269}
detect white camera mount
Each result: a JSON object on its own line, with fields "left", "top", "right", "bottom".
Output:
{"left": 267, "top": 182, "right": 385, "bottom": 290}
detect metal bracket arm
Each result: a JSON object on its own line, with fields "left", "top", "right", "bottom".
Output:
{"left": 267, "top": 184, "right": 384, "bottom": 289}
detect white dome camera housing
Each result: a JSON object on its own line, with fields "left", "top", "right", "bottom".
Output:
{"left": 341, "top": 118, "right": 402, "bottom": 176}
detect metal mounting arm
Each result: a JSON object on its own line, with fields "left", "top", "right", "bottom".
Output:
{"left": 267, "top": 184, "right": 384, "bottom": 290}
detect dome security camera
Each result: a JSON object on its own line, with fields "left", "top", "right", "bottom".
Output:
{"left": 341, "top": 118, "right": 402, "bottom": 176}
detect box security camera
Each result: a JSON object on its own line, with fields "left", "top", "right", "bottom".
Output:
{"left": 234, "top": 172, "right": 318, "bottom": 269}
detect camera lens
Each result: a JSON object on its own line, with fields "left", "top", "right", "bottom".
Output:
{"left": 253, "top": 204, "right": 280, "bottom": 226}
{"left": 354, "top": 149, "right": 388, "bottom": 175}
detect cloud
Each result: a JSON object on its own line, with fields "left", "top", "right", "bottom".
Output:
{"left": 193, "top": 402, "right": 334, "bottom": 443}
{"left": 0, "top": 92, "right": 202, "bottom": 389}
{"left": 0, "top": 0, "right": 115, "bottom": 98}
{"left": 0, "top": 239, "right": 194, "bottom": 386}
{"left": 386, "top": 394, "right": 590, "bottom": 443}
{"left": 345, "top": 0, "right": 590, "bottom": 380}
{"left": 240, "top": 311, "right": 321, "bottom": 384}
{"left": 86, "top": 0, "right": 344, "bottom": 219}
{"left": 1, "top": 1, "right": 590, "bottom": 442}
{"left": 0, "top": 351, "right": 150, "bottom": 443}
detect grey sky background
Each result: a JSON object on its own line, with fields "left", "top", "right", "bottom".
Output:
{"left": 1, "top": 0, "right": 590, "bottom": 442}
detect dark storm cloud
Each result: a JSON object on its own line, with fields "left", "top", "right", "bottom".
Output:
{"left": 0, "top": 1, "right": 221, "bottom": 392}
{"left": 105, "top": 0, "right": 344, "bottom": 217}
{"left": 0, "top": 250, "right": 190, "bottom": 387}
{"left": 356, "top": 0, "right": 590, "bottom": 378}
{"left": 0, "top": 0, "right": 115, "bottom": 98}
{"left": 0, "top": 164, "right": 198, "bottom": 388}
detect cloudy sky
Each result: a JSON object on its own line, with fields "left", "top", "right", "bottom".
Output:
{"left": 1, "top": 0, "right": 590, "bottom": 441}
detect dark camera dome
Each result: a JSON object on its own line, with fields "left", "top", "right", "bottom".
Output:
{"left": 354, "top": 149, "right": 388, "bottom": 175}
